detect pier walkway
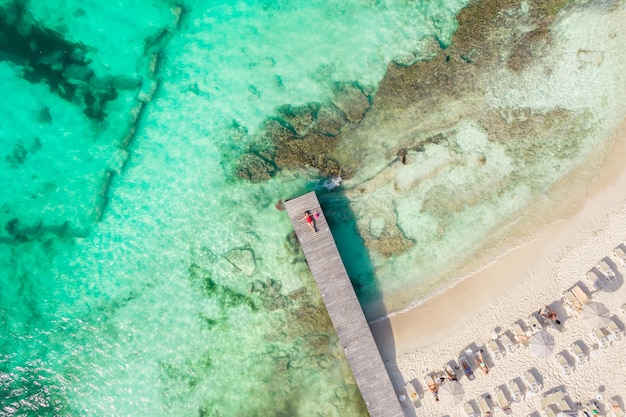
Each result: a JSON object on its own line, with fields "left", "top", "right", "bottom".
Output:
{"left": 284, "top": 192, "right": 404, "bottom": 417}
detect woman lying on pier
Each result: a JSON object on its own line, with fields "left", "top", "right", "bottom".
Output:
{"left": 300, "top": 211, "right": 317, "bottom": 233}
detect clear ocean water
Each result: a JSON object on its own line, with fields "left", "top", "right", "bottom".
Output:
{"left": 0, "top": 0, "right": 470, "bottom": 415}
{"left": 3, "top": 0, "right": 626, "bottom": 415}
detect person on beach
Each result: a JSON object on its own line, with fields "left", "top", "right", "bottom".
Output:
{"left": 541, "top": 306, "right": 561, "bottom": 325}
{"left": 300, "top": 211, "right": 317, "bottom": 233}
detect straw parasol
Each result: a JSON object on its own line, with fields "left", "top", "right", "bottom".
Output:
{"left": 438, "top": 380, "right": 464, "bottom": 406}
{"left": 581, "top": 302, "right": 611, "bottom": 329}
{"left": 529, "top": 330, "right": 555, "bottom": 357}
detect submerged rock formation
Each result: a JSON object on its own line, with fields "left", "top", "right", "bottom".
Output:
{"left": 236, "top": 81, "right": 372, "bottom": 180}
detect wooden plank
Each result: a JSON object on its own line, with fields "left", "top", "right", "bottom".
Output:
{"left": 285, "top": 191, "right": 405, "bottom": 417}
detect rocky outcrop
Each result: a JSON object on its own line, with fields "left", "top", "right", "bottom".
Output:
{"left": 224, "top": 247, "right": 257, "bottom": 276}
{"left": 312, "top": 103, "right": 347, "bottom": 136}
{"left": 276, "top": 103, "right": 318, "bottom": 136}
{"left": 235, "top": 81, "right": 372, "bottom": 180}
{"left": 235, "top": 153, "right": 276, "bottom": 182}
{"left": 330, "top": 82, "right": 370, "bottom": 124}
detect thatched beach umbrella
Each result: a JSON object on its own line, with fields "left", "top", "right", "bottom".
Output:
{"left": 581, "top": 302, "right": 611, "bottom": 329}
{"left": 529, "top": 331, "right": 555, "bottom": 357}
{"left": 438, "top": 380, "right": 464, "bottom": 406}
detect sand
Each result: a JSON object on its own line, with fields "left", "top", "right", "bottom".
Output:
{"left": 371, "top": 121, "right": 626, "bottom": 416}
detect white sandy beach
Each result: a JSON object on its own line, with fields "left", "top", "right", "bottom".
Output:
{"left": 371, "top": 121, "right": 626, "bottom": 416}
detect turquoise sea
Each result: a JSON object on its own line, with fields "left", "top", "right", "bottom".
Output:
{"left": 0, "top": 0, "right": 468, "bottom": 415}
{"left": 3, "top": 0, "right": 626, "bottom": 416}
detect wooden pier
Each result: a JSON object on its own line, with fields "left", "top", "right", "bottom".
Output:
{"left": 284, "top": 192, "right": 404, "bottom": 417}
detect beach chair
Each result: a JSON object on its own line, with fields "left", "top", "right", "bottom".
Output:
{"left": 559, "top": 397, "right": 574, "bottom": 413}
{"left": 487, "top": 339, "right": 505, "bottom": 361}
{"left": 542, "top": 404, "right": 559, "bottom": 417}
{"left": 460, "top": 356, "right": 475, "bottom": 381}
{"left": 527, "top": 312, "right": 545, "bottom": 332}
{"left": 473, "top": 350, "right": 489, "bottom": 375}
{"left": 571, "top": 284, "right": 591, "bottom": 304}
{"left": 424, "top": 373, "right": 439, "bottom": 402}
{"left": 613, "top": 245, "right": 626, "bottom": 268}
{"left": 609, "top": 399, "right": 625, "bottom": 417}
{"left": 405, "top": 380, "right": 422, "bottom": 409}
{"left": 570, "top": 340, "right": 588, "bottom": 364}
{"left": 540, "top": 389, "right": 565, "bottom": 408}
{"left": 585, "top": 400, "right": 601, "bottom": 416}
{"left": 524, "top": 369, "right": 542, "bottom": 393}
{"left": 597, "top": 259, "right": 615, "bottom": 281}
{"left": 495, "top": 386, "right": 513, "bottom": 415}
{"left": 512, "top": 322, "right": 530, "bottom": 346}
{"left": 593, "top": 327, "right": 612, "bottom": 349}
{"left": 464, "top": 401, "right": 478, "bottom": 417}
{"left": 478, "top": 395, "right": 492, "bottom": 416}
{"left": 563, "top": 290, "right": 583, "bottom": 314}
{"left": 555, "top": 352, "right": 574, "bottom": 375}
{"left": 508, "top": 378, "right": 525, "bottom": 401}
{"left": 499, "top": 332, "right": 517, "bottom": 354}
{"left": 607, "top": 317, "right": 624, "bottom": 341}
{"left": 585, "top": 269, "right": 604, "bottom": 291}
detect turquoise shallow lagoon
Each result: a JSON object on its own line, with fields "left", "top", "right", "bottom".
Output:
{"left": 3, "top": 0, "right": 626, "bottom": 415}
{"left": 0, "top": 0, "right": 468, "bottom": 415}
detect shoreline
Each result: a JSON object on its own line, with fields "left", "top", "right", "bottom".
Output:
{"left": 372, "top": 118, "right": 626, "bottom": 358}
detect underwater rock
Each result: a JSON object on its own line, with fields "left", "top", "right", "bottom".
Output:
{"left": 62, "top": 64, "right": 93, "bottom": 85}
{"left": 235, "top": 153, "right": 276, "bottom": 182}
{"left": 224, "top": 247, "right": 256, "bottom": 276}
{"left": 273, "top": 356, "right": 290, "bottom": 373}
{"left": 38, "top": 106, "right": 52, "bottom": 123}
{"left": 304, "top": 334, "right": 330, "bottom": 353}
{"left": 6, "top": 143, "right": 27, "bottom": 167}
{"left": 507, "top": 25, "right": 551, "bottom": 72}
{"left": 367, "top": 231, "right": 414, "bottom": 258}
{"left": 577, "top": 49, "right": 604, "bottom": 68}
{"left": 287, "top": 286, "right": 308, "bottom": 300}
{"left": 312, "top": 102, "right": 347, "bottom": 136}
{"left": 264, "top": 118, "right": 296, "bottom": 144}
{"left": 393, "top": 36, "right": 442, "bottom": 67}
{"left": 276, "top": 103, "right": 317, "bottom": 137}
{"left": 330, "top": 82, "right": 370, "bottom": 123}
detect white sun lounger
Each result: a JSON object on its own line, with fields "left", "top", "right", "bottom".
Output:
{"left": 556, "top": 352, "right": 574, "bottom": 375}
{"left": 527, "top": 312, "right": 544, "bottom": 332}
{"left": 586, "top": 269, "right": 604, "bottom": 291}
{"left": 613, "top": 245, "right": 626, "bottom": 268}
{"left": 610, "top": 400, "right": 625, "bottom": 417}
{"left": 543, "top": 404, "right": 560, "bottom": 417}
{"left": 570, "top": 341, "right": 587, "bottom": 364}
{"left": 597, "top": 259, "right": 615, "bottom": 280}
{"left": 508, "top": 379, "right": 525, "bottom": 401}
{"left": 499, "top": 333, "right": 517, "bottom": 354}
{"left": 607, "top": 317, "right": 624, "bottom": 341}
{"left": 512, "top": 322, "right": 530, "bottom": 346}
{"left": 488, "top": 339, "right": 505, "bottom": 361}
{"left": 559, "top": 399, "right": 574, "bottom": 412}
{"left": 495, "top": 386, "right": 513, "bottom": 415}
{"left": 524, "top": 369, "right": 541, "bottom": 393}
{"left": 541, "top": 389, "right": 565, "bottom": 408}
{"left": 563, "top": 290, "right": 583, "bottom": 314}
{"left": 478, "top": 395, "right": 492, "bottom": 416}
{"left": 464, "top": 401, "right": 478, "bottom": 417}
{"left": 571, "top": 284, "right": 591, "bottom": 304}
{"left": 405, "top": 380, "right": 422, "bottom": 409}
{"left": 594, "top": 327, "right": 612, "bottom": 349}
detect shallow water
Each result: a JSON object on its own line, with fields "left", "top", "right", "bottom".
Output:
{"left": 0, "top": 0, "right": 469, "bottom": 415}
